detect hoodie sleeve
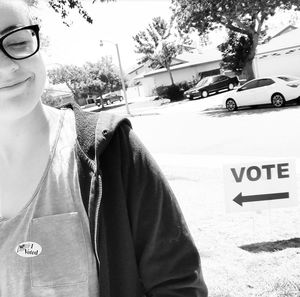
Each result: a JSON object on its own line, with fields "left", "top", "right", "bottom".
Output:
{"left": 117, "top": 123, "right": 208, "bottom": 297}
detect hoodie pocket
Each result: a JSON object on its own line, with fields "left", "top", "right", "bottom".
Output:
{"left": 30, "top": 212, "right": 88, "bottom": 287}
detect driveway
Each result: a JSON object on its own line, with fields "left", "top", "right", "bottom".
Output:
{"left": 86, "top": 90, "right": 300, "bottom": 158}
{"left": 127, "top": 92, "right": 300, "bottom": 159}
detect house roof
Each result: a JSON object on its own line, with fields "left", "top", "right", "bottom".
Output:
{"left": 127, "top": 63, "right": 144, "bottom": 75}
{"left": 138, "top": 49, "right": 222, "bottom": 78}
{"left": 271, "top": 25, "right": 298, "bottom": 39}
{"left": 45, "top": 83, "right": 73, "bottom": 97}
{"left": 170, "top": 57, "right": 186, "bottom": 66}
{"left": 176, "top": 51, "right": 220, "bottom": 63}
{"left": 257, "top": 26, "right": 300, "bottom": 55}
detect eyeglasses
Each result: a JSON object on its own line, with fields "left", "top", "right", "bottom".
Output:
{"left": 0, "top": 25, "right": 40, "bottom": 60}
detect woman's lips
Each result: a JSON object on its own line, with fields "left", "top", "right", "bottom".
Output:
{"left": 0, "top": 77, "right": 31, "bottom": 90}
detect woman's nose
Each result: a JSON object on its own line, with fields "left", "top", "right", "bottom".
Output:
{"left": 0, "top": 51, "right": 19, "bottom": 74}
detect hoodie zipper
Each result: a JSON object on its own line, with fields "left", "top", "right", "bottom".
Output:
{"left": 93, "top": 172, "right": 102, "bottom": 267}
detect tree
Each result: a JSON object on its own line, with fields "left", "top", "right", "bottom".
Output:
{"left": 83, "top": 57, "right": 122, "bottom": 94}
{"left": 41, "top": 89, "right": 64, "bottom": 107}
{"left": 133, "top": 16, "right": 190, "bottom": 86}
{"left": 47, "top": 57, "right": 122, "bottom": 106}
{"left": 27, "top": 0, "right": 114, "bottom": 25}
{"left": 217, "top": 32, "right": 253, "bottom": 75}
{"left": 48, "top": 64, "right": 87, "bottom": 103}
{"left": 82, "top": 57, "right": 122, "bottom": 107}
{"left": 172, "top": 0, "right": 300, "bottom": 80}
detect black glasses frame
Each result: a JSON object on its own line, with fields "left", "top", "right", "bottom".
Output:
{"left": 0, "top": 24, "right": 40, "bottom": 60}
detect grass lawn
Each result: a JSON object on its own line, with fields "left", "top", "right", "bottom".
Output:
{"left": 163, "top": 164, "right": 300, "bottom": 297}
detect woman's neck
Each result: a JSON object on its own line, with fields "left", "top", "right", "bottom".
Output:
{"left": 0, "top": 102, "right": 57, "bottom": 165}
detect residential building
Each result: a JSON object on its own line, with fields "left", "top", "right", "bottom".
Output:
{"left": 255, "top": 26, "right": 300, "bottom": 78}
{"left": 130, "top": 50, "right": 223, "bottom": 96}
{"left": 127, "top": 25, "right": 300, "bottom": 98}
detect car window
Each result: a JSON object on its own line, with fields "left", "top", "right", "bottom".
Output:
{"left": 239, "top": 80, "right": 259, "bottom": 91}
{"left": 258, "top": 79, "right": 275, "bottom": 87}
{"left": 218, "top": 75, "right": 227, "bottom": 82}
{"left": 204, "top": 77, "right": 215, "bottom": 84}
{"left": 213, "top": 76, "right": 225, "bottom": 83}
{"left": 277, "top": 76, "right": 299, "bottom": 82}
{"left": 196, "top": 77, "right": 211, "bottom": 87}
{"left": 196, "top": 78, "right": 207, "bottom": 87}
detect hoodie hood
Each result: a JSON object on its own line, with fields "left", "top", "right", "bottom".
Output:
{"left": 59, "top": 102, "right": 131, "bottom": 163}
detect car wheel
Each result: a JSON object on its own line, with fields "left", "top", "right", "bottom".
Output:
{"left": 228, "top": 83, "right": 234, "bottom": 90}
{"left": 271, "top": 93, "right": 285, "bottom": 108}
{"left": 226, "top": 99, "right": 237, "bottom": 111}
{"left": 201, "top": 90, "right": 208, "bottom": 98}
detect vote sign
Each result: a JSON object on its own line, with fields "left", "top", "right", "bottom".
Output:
{"left": 223, "top": 159, "right": 298, "bottom": 213}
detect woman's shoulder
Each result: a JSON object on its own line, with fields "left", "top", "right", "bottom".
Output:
{"left": 58, "top": 102, "right": 132, "bottom": 159}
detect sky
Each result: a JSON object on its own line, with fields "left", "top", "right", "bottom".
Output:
{"left": 39, "top": 1, "right": 300, "bottom": 72}
{"left": 40, "top": 0, "right": 173, "bottom": 71}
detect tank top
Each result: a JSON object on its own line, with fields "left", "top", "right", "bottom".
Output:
{"left": 0, "top": 109, "right": 100, "bottom": 297}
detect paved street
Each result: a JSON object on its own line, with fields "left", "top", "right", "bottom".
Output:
{"left": 88, "top": 91, "right": 300, "bottom": 217}
{"left": 88, "top": 91, "right": 300, "bottom": 176}
{"left": 128, "top": 92, "right": 300, "bottom": 201}
{"left": 92, "top": 90, "right": 300, "bottom": 212}
{"left": 127, "top": 92, "right": 300, "bottom": 160}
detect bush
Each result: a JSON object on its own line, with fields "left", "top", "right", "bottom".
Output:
{"left": 177, "top": 81, "right": 195, "bottom": 92}
{"left": 167, "top": 85, "right": 184, "bottom": 101}
{"left": 155, "top": 85, "right": 169, "bottom": 97}
{"left": 155, "top": 84, "right": 184, "bottom": 101}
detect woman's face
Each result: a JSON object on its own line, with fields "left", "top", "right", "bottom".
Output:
{"left": 0, "top": 0, "right": 46, "bottom": 122}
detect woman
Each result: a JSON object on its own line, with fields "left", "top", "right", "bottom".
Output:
{"left": 0, "top": 0, "right": 208, "bottom": 296}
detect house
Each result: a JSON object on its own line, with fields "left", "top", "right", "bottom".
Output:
{"left": 127, "top": 56, "right": 193, "bottom": 87}
{"left": 255, "top": 25, "right": 300, "bottom": 78}
{"left": 43, "top": 83, "right": 75, "bottom": 105}
{"left": 128, "top": 25, "right": 300, "bottom": 97}
{"left": 271, "top": 25, "right": 298, "bottom": 39}
{"left": 130, "top": 49, "right": 223, "bottom": 96}
{"left": 127, "top": 63, "right": 151, "bottom": 86}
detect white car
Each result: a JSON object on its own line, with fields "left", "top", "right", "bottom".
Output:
{"left": 224, "top": 76, "right": 300, "bottom": 111}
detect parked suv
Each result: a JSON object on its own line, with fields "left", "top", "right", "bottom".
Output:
{"left": 95, "top": 92, "right": 123, "bottom": 106}
{"left": 184, "top": 74, "right": 239, "bottom": 99}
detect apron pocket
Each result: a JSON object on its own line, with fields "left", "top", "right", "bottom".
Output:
{"left": 30, "top": 212, "right": 88, "bottom": 287}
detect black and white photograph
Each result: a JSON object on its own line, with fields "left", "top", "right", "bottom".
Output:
{"left": 0, "top": 0, "right": 300, "bottom": 296}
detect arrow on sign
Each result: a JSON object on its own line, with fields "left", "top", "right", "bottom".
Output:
{"left": 233, "top": 192, "right": 289, "bottom": 206}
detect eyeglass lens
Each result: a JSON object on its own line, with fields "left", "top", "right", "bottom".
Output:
{"left": 3, "top": 29, "right": 38, "bottom": 59}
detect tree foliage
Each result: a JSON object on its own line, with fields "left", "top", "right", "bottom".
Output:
{"left": 41, "top": 89, "right": 64, "bottom": 107}
{"left": 82, "top": 57, "right": 122, "bottom": 96}
{"left": 133, "top": 16, "right": 191, "bottom": 85}
{"left": 172, "top": 0, "right": 300, "bottom": 79}
{"left": 47, "top": 57, "right": 122, "bottom": 104}
{"left": 217, "top": 32, "right": 252, "bottom": 75}
{"left": 48, "top": 64, "right": 87, "bottom": 101}
{"left": 27, "top": 0, "right": 114, "bottom": 25}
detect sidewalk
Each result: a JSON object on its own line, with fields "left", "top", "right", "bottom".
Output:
{"left": 82, "top": 96, "right": 191, "bottom": 117}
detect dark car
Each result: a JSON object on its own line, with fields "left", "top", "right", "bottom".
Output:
{"left": 184, "top": 74, "right": 239, "bottom": 99}
{"left": 95, "top": 92, "right": 124, "bottom": 106}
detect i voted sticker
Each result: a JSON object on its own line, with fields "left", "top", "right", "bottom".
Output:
{"left": 15, "top": 242, "right": 42, "bottom": 258}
